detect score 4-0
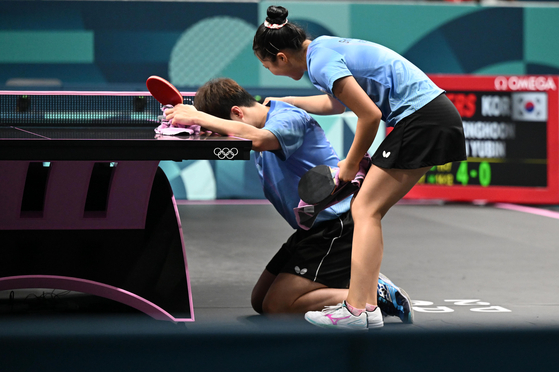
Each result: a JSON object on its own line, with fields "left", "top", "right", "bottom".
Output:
{"left": 412, "top": 299, "right": 511, "bottom": 313}
{"left": 456, "top": 161, "right": 492, "bottom": 187}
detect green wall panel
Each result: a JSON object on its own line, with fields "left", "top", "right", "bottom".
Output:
{"left": 474, "top": 61, "right": 526, "bottom": 75}
{"left": 524, "top": 7, "right": 559, "bottom": 70}
{"left": 221, "top": 42, "right": 261, "bottom": 87}
{"left": 0, "top": 31, "right": 93, "bottom": 63}
{"left": 349, "top": 4, "right": 478, "bottom": 54}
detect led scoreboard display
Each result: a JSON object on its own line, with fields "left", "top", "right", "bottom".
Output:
{"left": 405, "top": 75, "right": 559, "bottom": 204}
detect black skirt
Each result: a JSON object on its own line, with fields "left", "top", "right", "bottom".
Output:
{"left": 372, "top": 93, "right": 467, "bottom": 169}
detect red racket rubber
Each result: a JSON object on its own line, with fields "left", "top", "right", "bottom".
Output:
{"left": 146, "top": 75, "right": 183, "bottom": 106}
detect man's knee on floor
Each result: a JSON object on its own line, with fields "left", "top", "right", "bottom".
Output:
{"left": 251, "top": 298, "right": 264, "bottom": 314}
{"left": 261, "top": 296, "right": 294, "bottom": 314}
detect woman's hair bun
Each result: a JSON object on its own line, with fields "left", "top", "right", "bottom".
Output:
{"left": 266, "top": 5, "right": 288, "bottom": 24}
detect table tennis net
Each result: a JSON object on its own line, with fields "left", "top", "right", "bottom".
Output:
{"left": 0, "top": 93, "right": 195, "bottom": 126}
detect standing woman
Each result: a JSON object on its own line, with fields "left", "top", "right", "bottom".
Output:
{"left": 253, "top": 5, "right": 466, "bottom": 330}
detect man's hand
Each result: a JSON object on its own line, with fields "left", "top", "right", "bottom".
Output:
{"left": 163, "top": 104, "right": 220, "bottom": 135}
{"left": 163, "top": 104, "right": 198, "bottom": 126}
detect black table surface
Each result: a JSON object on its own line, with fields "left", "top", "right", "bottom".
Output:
{"left": 0, "top": 126, "right": 252, "bottom": 161}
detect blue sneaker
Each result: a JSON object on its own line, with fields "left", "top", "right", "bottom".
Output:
{"left": 377, "top": 273, "right": 414, "bottom": 324}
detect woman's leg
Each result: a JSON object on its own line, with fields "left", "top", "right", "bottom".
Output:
{"left": 346, "top": 165, "right": 430, "bottom": 309}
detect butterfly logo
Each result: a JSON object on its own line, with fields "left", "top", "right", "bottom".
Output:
{"left": 294, "top": 266, "right": 307, "bottom": 275}
{"left": 382, "top": 151, "right": 391, "bottom": 158}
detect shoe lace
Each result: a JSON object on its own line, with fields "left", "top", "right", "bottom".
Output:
{"left": 321, "top": 303, "right": 344, "bottom": 314}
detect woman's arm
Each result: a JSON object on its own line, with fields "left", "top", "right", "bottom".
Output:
{"left": 164, "top": 105, "right": 280, "bottom": 152}
{"left": 332, "top": 75, "right": 382, "bottom": 181}
{"left": 264, "top": 94, "right": 346, "bottom": 115}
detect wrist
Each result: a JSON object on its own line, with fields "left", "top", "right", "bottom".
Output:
{"left": 193, "top": 111, "right": 211, "bottom": 127}
{"left": 344, "top": 153, "right": 363, "bottom": 165}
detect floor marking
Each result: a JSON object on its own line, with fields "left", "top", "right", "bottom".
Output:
{"left": 413, "top": 299, "right": 512, "bottom": 313}
{"left": 494, "top": 203, "right": 559, "bottom": 220}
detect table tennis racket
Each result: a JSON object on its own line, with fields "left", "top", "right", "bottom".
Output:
{"left": 298, "top": 165, "right": 338, "bottom": 205}
{"left": 146, "top": 75, "right": 184, "bottom": 106}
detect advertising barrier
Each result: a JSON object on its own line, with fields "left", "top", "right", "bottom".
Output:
{"left": 406, "top": 75, "right": 559, "bottom": 204}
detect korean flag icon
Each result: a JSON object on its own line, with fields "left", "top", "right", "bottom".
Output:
{"left": 512, "top": 92, "right": 547, "bottom": 122}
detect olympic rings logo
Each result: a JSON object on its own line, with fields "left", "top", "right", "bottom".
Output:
{"left": 214, "top": 147, "right": 239, "bottom": 160}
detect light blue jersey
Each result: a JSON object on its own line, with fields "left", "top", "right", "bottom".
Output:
{"left": 255, "top": 100, "right": 350, "bottom": 229}
{"left": 306, "top": 36, "right": 444, "bottom": 127}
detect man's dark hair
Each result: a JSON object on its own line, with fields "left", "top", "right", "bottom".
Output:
{"left": 194, "top": 78, "right": 256, "bottom": 119}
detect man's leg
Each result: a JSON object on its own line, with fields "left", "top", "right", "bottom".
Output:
{"left": 251, "top": 269, "right": 277, "bottom": 314}
{"left": 261, "top": 272, "right": 348, "bottom": 314}
{"left": 253, "top": 268, "right": 413, "bottom": 322}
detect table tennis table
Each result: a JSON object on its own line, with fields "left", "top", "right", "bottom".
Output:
{"left": 0, "top": 91, "right": 252, "bottom": 322}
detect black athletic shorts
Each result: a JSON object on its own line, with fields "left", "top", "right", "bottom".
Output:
{"left": 265, "top": 210, "right": 353, "bottom": 289}
{"left": 372, "top": 93, "right": 467, "bottom": 169}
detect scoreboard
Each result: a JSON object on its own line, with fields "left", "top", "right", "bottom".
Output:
{"left": 405, "top": 75, "right": 559, "bottom": 204}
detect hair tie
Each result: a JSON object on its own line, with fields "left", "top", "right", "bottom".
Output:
{"left": 264, "top": 19, "right": 288, "bottom": 29}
